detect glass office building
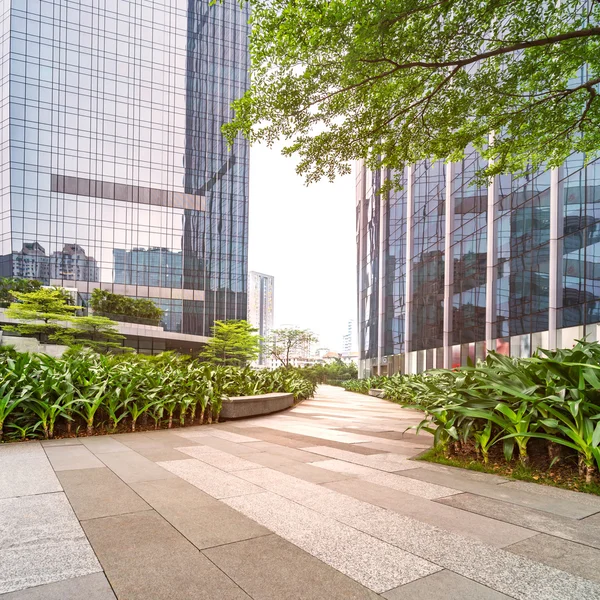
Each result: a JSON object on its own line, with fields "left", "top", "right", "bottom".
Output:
{"left": 356, "top": 152, "right": 600, "bottom": 376}
{"left": 0, "top": 0, "right": 249, "bottom": 351}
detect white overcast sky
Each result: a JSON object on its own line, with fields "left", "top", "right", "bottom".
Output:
{"left": 248, "top": 142, "right": 357, "bottom": 351}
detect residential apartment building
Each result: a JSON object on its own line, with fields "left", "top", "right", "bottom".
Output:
{"left": 247, "top": 271, "right": 274, "bottom": 364}
{"left": 0, "top": 0, "right": 250, "bottom": 352}
{"left": 356, "top": 152, "right": 600, "bottom": 377}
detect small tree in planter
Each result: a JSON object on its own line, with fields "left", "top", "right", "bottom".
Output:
{"left": 200, "top": 320, "right": 262, "bottom": 367}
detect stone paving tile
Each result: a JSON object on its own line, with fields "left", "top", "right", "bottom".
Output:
{"left": 133, "top": 446, "right": 189, "bottom": 462}
{"left": 362, "top": 472, "right": 461, "bottom": 500}
{"left": 0, "top": 442, "right": 61, "bottom": 499}
{"left": 177, "top": 446, "right": 263, "bottom": 472}
{"left": 40, "top": 438, "right": 83, "bottom": 447}
{"left": 0, "top": 573, "right": 116, "bottom": 600}
{"left": 96, "top": 450, "right": 176, "bottom": 484}
{"left": 382, "top": 570, "right": 514, "bottom": 600}
{"left": 439, "top": 493, "right": 600, "bottom": 549}
{"left": 303, "top": 446, "right": 418, "bottom": 472}
{"left": 236, "top": 467, "right": 378, "bottom": 520}
{"left": 130, "top": 478, "right": 269, "bottom": 549}
{"left": 241, "top": 452, "right": 300, "bottom": 468}
{"left": 209, "top": 430, "right": 260, "bottom": 443}
{"left": 240, "top": 441, "right": 324, "bottom": 462}
{"left": 224, "top": 491, "right": 441, "bottom": 594}
{"left": 501, "top": 480, "right": 600, "bottom": 509}
{"left": 418, "top": 462, "right": 509, "bottom": 484}
{"left": 0, "top": 493, "right": 101, "bottom": 594}
{"left": 57, "top": 468, "right": 151, "bottom": 521}
{"left": 158, "top": 458, "right": 264, "bottom": 499}
{"left": 353, "top": 442, "right": 425, "bottom": 456}
{"left": 341, "top": 506, "right": 600, "bottom": 600}
{"left": 273, "top": 461, "right": 358, "bottom": 484}
{"left": 310, "top": 459, "right": 381, "bottom": 477}
{"left": 506, "top": 534, "right": 600, "bottom": 583}
{"left": 204, "top": 533, "right": 381, "bottom": 600}
{"left": 325, "top": 479, "right": 537, "bottom": 548}
{"left": 396, "top": 467, "right": 522, "bottom": 493}
{"left": 80, "top": 436, "right": 129, "bottom": 454}
{"left": 182, "top": 436, "right": 266, "bottom": 456}
{"left": 44, "top": 445, "right": 104, "bottom": 471}
{"left": 82, "top": 510, "right": 251, "bottom": 600}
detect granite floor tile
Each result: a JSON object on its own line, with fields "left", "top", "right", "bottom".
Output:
{"left": 310, "top": 459, "right": 381, "bottom": 477}
{"left": 82, "top": 510, "right": 250, "bottom": 600}
{"left": 204, "top": 533, "right": 381, "bottom": 600}
{"left": 158, "top": 458, "right": 264, "bottom": 498}
{"left": 324, "top": 479, "right": 537, "bottom": 548}
{"left": 236, "top": 467, "right": 380, "bottom": 519}
{"left": 501, "top": 480, "right": 600, "bottom": 509}
{"left": 132, "top": 446, "right": 189, "bottom": 462}
{"left": 209, "top": 430, "right": 260, "bottom": 443}
{"left": 57, "top": 468, "right": 151, "bottom": 521}
{"left": 273, "top": 461, "right": 358, "bottom": 484}
{"left": 40, "top": 438, "right": 82, "bottom": 447}
{"left": 224, "top": 491, "right": 441, "bottom": 593}
{"left": 363, "top": 471, "right": 461, "bottom": 500}
{"left": 506, "top": 533, "right": 600, "bottom": 583}
{"left": 0, "top": 443, "right": 61, "bottom": 499}
{"left": 0, "top": 573, "right": 115, "bottom": 600}
{"left": 130, "top": 478, "right": 270, "bottom": 549}
{"left": 97, "top": 450, "right": 176, "bottom": 483}
{"left": 177, "top": 446, "right": 263, "bottom": 472}
{"left": 241, "top": 452, "right": 300, "bottom": 468}
{"left": 44, "top": 445, "right": 104, "bottom": 471}
{"left": 181, "top": 436, "right": 265, "bottom": 455}
{"left": 0, "top": 493, "right": 101, "bottom": 594}
{"left": 382, "top": 570, "right": 513, "bottom": 600}
{"left": 353, "top": 442, "right": 425, "bottom": 456}
{"left": 341, "top": 507, "right": 600, "bottom": 600}
{"left": 439, "top": 493, "right": 600, "bottom": 549}
{"left": 304, "top": 446, "right": 418, "bottom": 472}
{"left": 80, "top": 436, "right": 129, "bottom": 454}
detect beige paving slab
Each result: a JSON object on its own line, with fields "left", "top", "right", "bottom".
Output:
{"left": 96, "top": 450, "right": 176, "bottom": 484}
{"left": 0, "top": 573, "right": 116, "bottom": 600}
{"left": 273, "top": 460, "right": 358, "bottom": 484}
{"left": 177, "top": 446, "right": 263, "bottom": 472}
{"left": 363, "top": 471, "right": 461, "bottom": 500}
{"left": 44, "top": 445, "right": 104, "bottom": 471}
{"left": 304, "top": 446, "right": 418, "bottom": 472}
{"left": 80, "top": 436, "right": 130, "bottom": 454}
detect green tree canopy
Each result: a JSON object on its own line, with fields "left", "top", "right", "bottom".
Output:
{"left": 267, "top": 328, "right": 318, "bottom": 368}
{"left": 200, "top": 320, "right": 262, "bottom": 366}
{"left": 50, "top": 316, "right": 126, "bottom": 352}
{"left": 224, "top": 0, "right": 600, "bottom": 184}
{"left": 0, "top": 278, "right": 42, "bottom": 307}
{"left": 4, "top": 288, "right": 79, "bottom": 342}
{"left": 89, "top": 289, "right": 164, "bottom": 325}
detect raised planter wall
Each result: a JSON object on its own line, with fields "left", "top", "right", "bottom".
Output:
{"left": 368, "top": 388, "right": 385, "bottom": 398}
{"left": 221, "top": 392, "right": 294, "bottom": 419}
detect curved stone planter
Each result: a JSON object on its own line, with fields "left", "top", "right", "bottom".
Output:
{"left": 368, "top": 388, "right": 385, "bottom": 398}
{"left": 220, "top": 392, "right": 294, "bottom": 420}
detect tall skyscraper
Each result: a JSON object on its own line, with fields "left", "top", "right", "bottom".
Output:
{"left": 0, "top": 0, "right": 249, "bottom": 351}
{"left": 356, "top": 152, "right": 600, "bottom": 377}
{"left": 342, "top": 319, "right": 356, "bottom": 353}
{"left": 247, "top": 271, "right": 274, "bottom": 364}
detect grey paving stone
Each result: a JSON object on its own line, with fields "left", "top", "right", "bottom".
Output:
{"left": 0, "top": 442, "right": 61, "bottom": 499}
{"left": 57, "top": 468, "right": 151, "bottom": 521}
{"left": 273, "top": 461, "right": 357, "bottom": 484}
{"left": 304, "top": 446, "right": 418, "bottom": 472}
{"left": 0, "top": 573, "right": 115, "bottom": 600}
{"left": 40, "top": 438, "right": 82, "bottom": 447}
{"left": 44, "top": 445, "right": 104, "bottom": 471}
{"left": 209, "top": 429, "right": 260, "bottom": 443}
{"left": 80, "top": 436, "right": 130, "bottom": 454}
{"left": 324, "top": 479, "right": 537, "bottom": 548}
{"left": 439, "top": 493, "right": 600, "bottom": 549}
{"left": 0, "top": 493, "right": 101, "bottom": 594}
{"left": 158, "top": 458, "right": 264, "bottom": 498}
{"left": 240, "top": 441, "right": 332, "bottom": 462}
{"left": 224, "top": 491, "right": 441, "bottom": 593}
{"left": 507, "top": 533, "right": 600, "bottom": 583}
{"left": 363, "top": 471, "right": 461, "bottom": 500}
{"left": 341, "top": 506, "right": 600, "bottom": 600}
{"left": 383, "top": 570, "right": 513, "bottom": 599}
{"left": 310, "top": 458, "right": 381, "bottom": 476}
{"left": 353, "top": 441, "right": 425, "bottom": 456}
{"left": 177, "top": 445, "right": 263, "bottom": 471}
{"left": 236, "top": 467, "right": 376, "bottom": 519}
{"left": 241, "top": 452, "right": 300, "bottom": 468}
{"left": 97, "top": 450, "right": 176, "bottom": 483}
{"left": 82, "top": 510, "right": 251, "bottom": 600}
{"left": 181, "top": 436, "right": 265, "bottom": 455}
{"left": 418, "top": 462, "right": 509, "bottom": 483}
{"left": 502, "top": 480, "right": 600, "bottom": 509}
{"left": 132, "top": 446, "right": 190, "bottom": 462}
{"left": 131, "top": 478, "right": 269, "bottom": 549}
{"left": 204, "top": 533, "right": 381, "bottom": 600}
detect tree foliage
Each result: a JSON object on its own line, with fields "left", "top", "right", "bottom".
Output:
{"left": 89, "top": 289, "right": 164, "bottom": 325}
{"left": 51, "top": 316, "right": 126, "bottom": 352}
{"left": 0, "top": 278, "right": 42, "bottom": 307}
{"left": 267, "top": 328, "right": 318, "bottom": 368}
{"left": 224, "top": 0, "right": 600, "bottom": 184}
{"left": 200, "top": 320, "right": 262, "bottom": 366}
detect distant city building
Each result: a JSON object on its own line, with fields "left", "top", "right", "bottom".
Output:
{"left": 342, "top": 319, "right": 357, "bottom": 353}
{"left": 248, "top": 272, "right": 274, "bottom": 365}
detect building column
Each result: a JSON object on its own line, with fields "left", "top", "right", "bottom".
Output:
{"left": 548, "top": 167, "right": 562, "bottom": 350}
{"left": 377, "top": 168, "right": 387, "bottom": 372}
{"left": 404, "top": 165, "right": 415, "bottom": 372}
{"left": 356, "top": 162, "right": 367, "bottom": 377}
{"left": 485, "top": 175, "right": 498, "bottom": 353}
{"left": 443, "top": 162, "right": 455, "bottom": 368}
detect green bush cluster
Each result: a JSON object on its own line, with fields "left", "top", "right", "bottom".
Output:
{"left": 0, "top": 277, "right": 42, "bottom": 308}
{"left": 297, "top": 360, "right": 358, "bottom": 385}
{"left": 89, "top": 289, "right": 164, "bottom": 325}
{"left": 342, "top": 341, "right": 600, "bottom": 483}
{"left": 0, "top": 348, "right": 316, "bottom": 442}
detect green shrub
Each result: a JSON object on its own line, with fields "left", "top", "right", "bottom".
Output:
{"left": 89, "top": 289, "right": 164, "bottom": 325}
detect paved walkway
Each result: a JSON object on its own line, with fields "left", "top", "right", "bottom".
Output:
{"left": 2, "top": 385, "right": 600, "bottom": 599}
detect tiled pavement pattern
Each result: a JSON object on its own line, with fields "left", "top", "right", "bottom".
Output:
{"left": 2, "top": 387, "right": 600, "bottom": 598}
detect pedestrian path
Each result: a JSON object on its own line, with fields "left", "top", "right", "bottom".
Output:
{"left": 2, "top": 385, "right": 600, "bottom": 599}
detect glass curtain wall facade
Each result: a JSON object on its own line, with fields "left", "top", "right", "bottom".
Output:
{"left": 356, "top": 152, "right": 600, "bottom": 377}
{"left": 0, "top": 0, "right": 249, "bottom": 349}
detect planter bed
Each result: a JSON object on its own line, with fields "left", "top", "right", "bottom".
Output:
{"left": 220, "top": 392, "right": 294, "bottom": 419}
